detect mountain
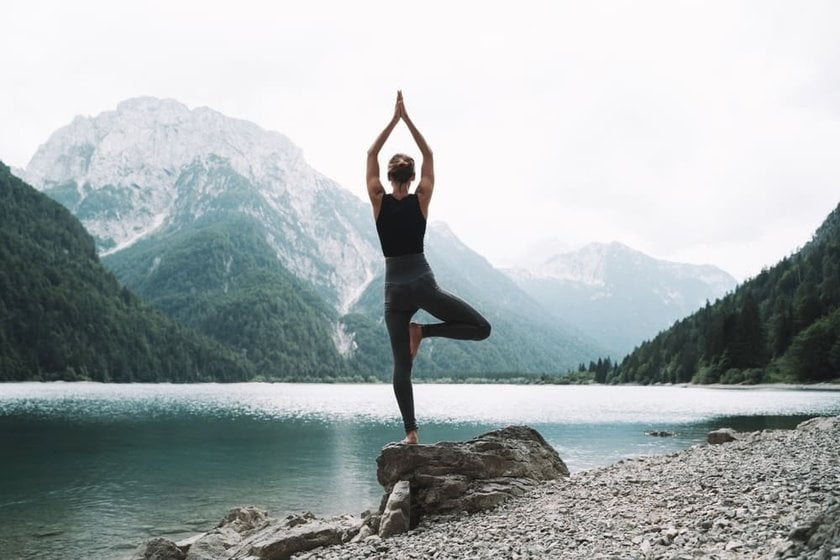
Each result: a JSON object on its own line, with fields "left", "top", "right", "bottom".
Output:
{"left": 610, "top": 202, "right": 840, "bottom": 384}
{"left": 505, "top": 242, "right": 737, "bottom": 356}
{"left": 21, "top": 97, "right": 603, "bottom": 378}
{"left": 0, "top": 162, "right": 253, "bottom": 381}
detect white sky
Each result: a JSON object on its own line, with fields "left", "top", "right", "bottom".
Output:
{"left": 2, "top": 0, "right": 839, "bottom": 281}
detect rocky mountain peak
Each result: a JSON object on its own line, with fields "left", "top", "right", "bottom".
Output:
{"left": 21, "top": 97, "right": 377, "bottom": 311}
{"left": 23, "top": 96, "right": 302, "bottom": 193}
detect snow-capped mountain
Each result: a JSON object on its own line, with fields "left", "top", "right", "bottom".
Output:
{"left": 21, "top": 97, "right": 603, "bottom": 376}
{"left": 506, "top": 242, "right": 737, "bottom": 356}
{"left": 22, "top": 96, "right": 378, "bottom": 313}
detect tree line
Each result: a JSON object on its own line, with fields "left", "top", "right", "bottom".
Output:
{"left": 602, "top": 202, "right": 840, "bottom": 385}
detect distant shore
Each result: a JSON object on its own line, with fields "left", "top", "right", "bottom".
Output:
{"left": 682, "top": 382, "right": 840, "bottom": 391}
{"left": 4, "top": 378, "right": 840, "bottom": 390}
{"left": 295, "top": 416, "right": 840, "bottom": 560}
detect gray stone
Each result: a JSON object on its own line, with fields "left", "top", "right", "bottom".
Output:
{"left": 176, "top": 533, "right": 205, "bottom": 550}
{"left": 131, "top": 537, "right": 186, "bottom": 560}
{"left": 707, "top": 428, "right": 737, "bottom": 444}
{"left": 186, "top": 531, "right": 241, "bottom": 560}
{"left": 231, "top": 514, "right": 361, "bottom": 559}
{"left": 376, "top": 425, "right": 569, "bottom": 522}
{"left": 183, "top": 507, "right": 270, "bottom": 560}
{"left": 725, "top": 540, "right": 744, "bottom": 551}
{"left": 182, "top": 510, "right": 361, "bottom": 560}
{"left": 350, "top": 524, "right": 374, "bottom": 543}
{"left": 796, "top": 416, "right": 838, "bottom": 432}
{"left": 378, "top": 480, "right": 411, "bottom": 538}
{"left": 217, "top": 506, "right": 269, "bottom": 533}
{"left": 789, "top": 524, "right": 813, "bottom": 541}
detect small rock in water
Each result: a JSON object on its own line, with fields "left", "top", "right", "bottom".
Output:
{"left": 646, "top": 431, "right": 675, "bottom": 437}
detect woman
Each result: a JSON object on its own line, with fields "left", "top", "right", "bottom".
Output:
{"left": 367, "top": 91, "right": 491, "bottom": 444}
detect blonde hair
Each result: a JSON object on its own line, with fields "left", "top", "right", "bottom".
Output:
{"left": 387, "top": 153, "right": 415, "bottom": 183}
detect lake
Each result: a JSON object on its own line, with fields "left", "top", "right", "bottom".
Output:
{"left": 1, "top": 382, "right": 839, "bottom": 560}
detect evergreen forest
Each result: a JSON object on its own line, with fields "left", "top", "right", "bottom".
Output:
{"left": 605, "top": 202, "right": 840, "bottom": 385}
{"left": 0, "top": 163, "right": 254, "bottom": 381}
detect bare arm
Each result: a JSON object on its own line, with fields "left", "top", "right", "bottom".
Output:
{"left": 401, "top": 101, "right": 434, "bottom": 217}
{"left": 366, "top": 92, "right": 403, "bottom": 219}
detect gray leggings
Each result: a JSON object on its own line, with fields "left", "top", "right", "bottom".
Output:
{"left": 384, "top": 254, "right": 491, "bottom": 433}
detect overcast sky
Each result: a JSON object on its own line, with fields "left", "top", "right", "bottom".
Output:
{"left": 3, "top": 1, "right": 839, "bottom": 280}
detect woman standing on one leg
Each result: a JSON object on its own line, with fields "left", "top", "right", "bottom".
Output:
{"left": 366, "top": 91, "right": 491, "bottom": 444}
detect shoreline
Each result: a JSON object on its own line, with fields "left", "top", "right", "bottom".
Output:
{"left": 4, "top": 379, "right": 840, "bottom": 390}
{"left": 294, "top": 416, "right": 840, "bottom": 560}
{"left": 685, "top": 382, "right": 840, "bottom": 392}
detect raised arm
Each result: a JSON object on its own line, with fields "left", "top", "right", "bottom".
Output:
{"left": 400, "top": 99, "right": 434, "bottom": 217}
{"left": 367, "top": 91, "right": 402, "bottom": 219}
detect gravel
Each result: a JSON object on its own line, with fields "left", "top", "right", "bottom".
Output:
{"left": 294, "top": 417, "right": 840, "bottom": 560}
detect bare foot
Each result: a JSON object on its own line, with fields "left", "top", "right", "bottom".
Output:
{"left": 401, "top": 430, "right": 419, "bottom": 445}
{"left": 409, "top": 323, "right": 422, "bottom": 359}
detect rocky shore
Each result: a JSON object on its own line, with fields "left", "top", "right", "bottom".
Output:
{"left": 133, "top": 418, "right": 839, "bottom": 560}
{"left": 296, "top": 417, "right": 839, "bottom": 560}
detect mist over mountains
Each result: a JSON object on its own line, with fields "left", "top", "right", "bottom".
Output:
{"left": 505, "top": 242, "right": 737, "bottom": 356}
{"left": 15, "top": 97, "right": 735, "bottom": 378}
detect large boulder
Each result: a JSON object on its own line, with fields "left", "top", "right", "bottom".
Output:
{"left": 376, "top": 425, "right": 569, "bottom": 524}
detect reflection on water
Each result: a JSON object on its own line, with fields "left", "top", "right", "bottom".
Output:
{"left": 0, "top": 382, "right": 838, "bottom": 560}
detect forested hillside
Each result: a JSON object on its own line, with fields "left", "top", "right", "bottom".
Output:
{"left": 0, "top": 163, "right": 254, "bottom": 381}
{"left": 104, "top": 214, "right": 348, "bottom": 378}
{"left": 608, "top": 202, "right": 840, "bottom": 384}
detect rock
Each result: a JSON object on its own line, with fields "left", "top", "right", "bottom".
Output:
{"left": 350, "top": 524, "right": 374, "bottom": 543}
{"left": 232, "top": 514, "right": 362, "bottom": 559}
{"left": 184, "top": 507, "right": 270, "bottom": 559}
{"left": 788, "top": 524, "right": 813, "bottom": 541}
{"left": 646, "top": 431, "right": 675, "bottom": 437}
{"left": 375, "top": 425, "right": 569, "bottom": 523}
{"left": 378, "top": 480, "right": 411, "bottom": 538}
{"left": 176, "top": 533, "right": 205, "bottom": 550}
{"left": 707, "top": 428, "right": 737, "bottom": 445}
{"left": 217, "top": 506, "right": 269, "bottom": 532}
{"left": 796, "top": 416, "right": 839, "bottom": 432}
{"left": 725, "top": 540, "right": 744, "bottom": 551}
{"left": 186, "top": 531, "right": 241, "bottom": 560}
{"left": 131, "top": 537, "right": 186, "bottom": 560}
{"left": 181, "top": 510, "right": 361, "bottom": 560}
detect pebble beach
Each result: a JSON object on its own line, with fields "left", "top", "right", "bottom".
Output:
{"left": 296, "top": 416, "right": 840, "bottom": 560}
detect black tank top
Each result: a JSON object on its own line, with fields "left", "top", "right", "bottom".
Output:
{"left": 376, "top": 194, "right": 426, "bottom": 257}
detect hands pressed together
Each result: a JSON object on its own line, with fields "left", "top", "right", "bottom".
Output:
{"left": 392, "top": 90, "right": 410, "bottom": 123}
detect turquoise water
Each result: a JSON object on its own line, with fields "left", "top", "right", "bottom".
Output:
{"left": 1, "top": 382, "right": 839, "bottom": 560}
